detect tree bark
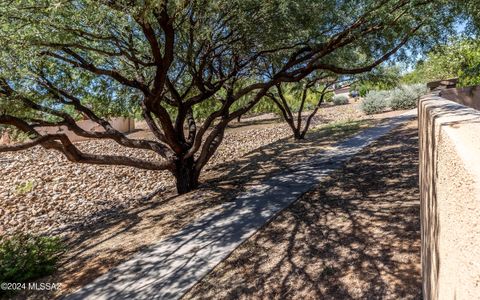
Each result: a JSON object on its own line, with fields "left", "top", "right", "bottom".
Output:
{"left": 292, "top": 125, "right": 304, "bottom": 140}
{"left": 294, "top": 133, "right": 304, "bottom": 140}
{"left": 173, "top": 156, "right": 199, "bottom": 194}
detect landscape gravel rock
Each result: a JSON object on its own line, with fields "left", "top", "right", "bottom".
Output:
{"left": 0, "top": 103, "right": 365, "bottom": 236}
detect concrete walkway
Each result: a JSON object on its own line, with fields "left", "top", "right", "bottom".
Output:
{"left": 66, "top": 110, "right": 416, "bottom": 300}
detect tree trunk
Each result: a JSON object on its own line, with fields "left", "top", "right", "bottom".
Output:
{"left": 173, "top": 156, "right": 199, "bottom": 194}
{"left": 284, "top": 118, "right": 304, "bottom": 140}
{"left": 294, "top": 129, "right": 305, "bottom": 140}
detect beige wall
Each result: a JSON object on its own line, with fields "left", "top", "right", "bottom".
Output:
{"left": 419, "top": 95, "right": 480, "bottom": 300}
{"left": 439, "top": 85, "right": 480, "bottom": 111}
{"left": 133, "top": 119, "right": 149, "bottom": 130}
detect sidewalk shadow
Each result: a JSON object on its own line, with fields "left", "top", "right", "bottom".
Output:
{"left": 184, "top": 120, "right": 421, "bottom": 299}
{"left": 32, "top": 118, "right": 379, "bottom": 299}
{"left": 202, "top": 119, "right": 374, "bottom": 202}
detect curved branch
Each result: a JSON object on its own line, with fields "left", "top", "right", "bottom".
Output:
{"left": 0, "top": 115, "right": 174, "bottom": 171}
{"left": 43, "top": 49, "right": 150, "bottom": 95}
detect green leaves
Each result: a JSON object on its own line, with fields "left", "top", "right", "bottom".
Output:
{"left": 403, "top": 38, "right": 480, "bottom": 87}
{"left": 0, "top": 233, "right": 64, "bottom": 297}
{"left": 458, "top": 42, "right": 480, "bottom": 86}
{"left": 352, "top": 66, "right": 402, "bottom": 97}
{"left": 0, "top": 0, "right": 477, "bottom": 151}
{"left": 0, "top": 0, "right": 149, "bottom": 118}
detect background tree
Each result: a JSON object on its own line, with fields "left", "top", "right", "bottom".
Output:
{"left": 0, "top": 0, "right": 469, "bottom": 194}
{"left": 266, "top": 72, "right": 338, "bottom": 140}
{"left": 352, "top": 65, "right": 402, "bottom": 96}
{"left": 402, "top": 38, "right": 480, "bottom": 86}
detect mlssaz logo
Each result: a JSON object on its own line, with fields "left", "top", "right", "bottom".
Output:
{"left": 28, "top": 283, "right": 62, "bottom": 291}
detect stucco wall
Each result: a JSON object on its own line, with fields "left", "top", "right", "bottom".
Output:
{"left": 439, "top": 85, "right": 480, "bottom": 111}
{"left": 426, "top": 78, "right": 458, "bottom": 91}
{"left": 419, "top": 95, "right": 480, "bottom": 300}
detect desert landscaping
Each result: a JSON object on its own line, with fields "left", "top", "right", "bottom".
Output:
{"left": 1, "top": 1, "right": 480, "bottom": 300}
{"left": 1, "top": 102, "right": 369, "bottom": 237}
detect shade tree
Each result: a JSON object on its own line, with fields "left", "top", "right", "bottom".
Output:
{"left": 402, "top": 38, "right": 480, "bottom": 86}
{"left": 0, "top": 0, "right": 468, "bottom": 194}
{"left": 266, "top": 72, "right": 339, "bottom": 140}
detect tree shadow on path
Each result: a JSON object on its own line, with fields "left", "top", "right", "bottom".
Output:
{"left": 184, "top": 120, "right": 421, "bottom": 300}
{"left": 29, "top": 119, "right": 372, "bottom": 299}
{"left": 202, "top": 119, "right": 373, "bottom": 203}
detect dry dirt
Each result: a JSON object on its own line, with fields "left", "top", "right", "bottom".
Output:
{"left": 17, "top": 119, "right": 380, "bottom": 299}
{"left": 2, "top": 102, "right": 410, "bottom": 299}
{"left": 1, "top": 102, "right": 368, "bottom": 237}
{"left": 183, "top": 120, "right": 421, "bottom": 300}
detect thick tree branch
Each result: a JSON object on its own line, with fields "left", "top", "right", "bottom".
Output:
{"left": 0, "top": 114, "right": 174, "bottom": 171}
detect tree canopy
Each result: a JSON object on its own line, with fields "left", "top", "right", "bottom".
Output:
{"left": 0, "top": 0, "right": 475, "bottom": 193}
{"left": 403, "top": 38, "right": 480, "bottom": 86}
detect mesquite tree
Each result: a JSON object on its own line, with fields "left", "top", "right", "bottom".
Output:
{"left": 266, "top": 73, "right": 339, "bottom": 140}
{"left": 269, "top": 65, "right": 402, "bottom": 139}
{"left": 0, "top": 0, "right": 466, "bottom": 194}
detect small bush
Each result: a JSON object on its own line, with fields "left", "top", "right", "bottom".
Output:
{"left": 361, "top": 90, "right": 390, "bottom": 115}
{"left": 333, "top": 95, "right": 349, "bottom": 105}
{"left": 0, "top": 234, "right": 64, "bottom": 286}
{"left": 324, "top": 93, "right": 334, "bottom": 103}
{"left": 0, "top": 127, "right": 31, "bottom": 143}
{"left": 15, "top": 181, "right": 35, "bottom": 195}
{"left": 389, "top": 84, "right": 427, "bottom": 110}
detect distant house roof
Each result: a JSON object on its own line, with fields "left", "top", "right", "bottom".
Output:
{"left": 334, "top": 85, "right": 350, "bottom": 95}
{"left": 427, "top": 78, "right": 458, "bottom": 91}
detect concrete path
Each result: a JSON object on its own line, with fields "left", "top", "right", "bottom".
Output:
{"left": 66, "top": 110, "right": 416, "bottom": 300}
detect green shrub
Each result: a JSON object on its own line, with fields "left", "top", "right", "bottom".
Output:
{"left": 15, "top": 181, "right": 35, "bottom": 195}
{"left": 389, "top": 84, "right": 427, "bottom": 110}
{"left": 324, "top": 92, "right": 334, "bottom": 103}
{"left": 333, "top": 94, "right": 349, "bottom": 105}
{"left": 0, "top": 234, "right": 64, "bottom": 288}
{"left": 0, "top": 127, "right": 31, "bottom": 143}
{"left": 361, "top": 90, "right": 390, "bottom": 115}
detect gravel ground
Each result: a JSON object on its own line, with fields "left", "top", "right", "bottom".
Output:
{"left": 8, "top": 102, "right": 380, "bottom": 299}
{"left": 183, "top": 120, "right": 421, "bottom": 300}
{"left": 2, "top": 101, "right": 413, "bottom": 299}
{"left": 0, "top": 102, "right": 368, "bottom": 236}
